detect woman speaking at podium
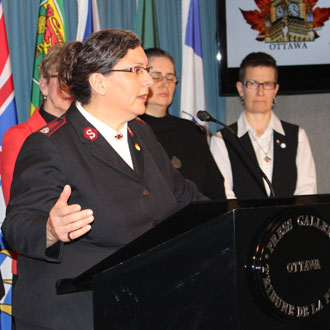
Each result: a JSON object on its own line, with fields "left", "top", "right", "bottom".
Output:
{"left": 2, "top": 29, "right": 205, "bottom": 330}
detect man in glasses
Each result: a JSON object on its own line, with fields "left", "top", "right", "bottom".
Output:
{"left": 210, "top": 52, "right": 316, "bottom": 199}
{"left": 140, "top": 48, "right": 226, "bottom": 201}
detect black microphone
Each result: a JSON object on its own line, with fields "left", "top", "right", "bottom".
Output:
{"left": 197, "top": 110, "right": 276, "bottom": 198}
{"left": 197, "top": 111, "right": 236, "bottom": 135}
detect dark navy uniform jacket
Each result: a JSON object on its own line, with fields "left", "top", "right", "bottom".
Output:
{"left": 2, "top": 103, "right": 205, "bottom": 329}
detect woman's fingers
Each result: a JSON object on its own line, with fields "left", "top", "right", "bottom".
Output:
{"left": 46, "top": 185, "right": 94, "bottom": 246}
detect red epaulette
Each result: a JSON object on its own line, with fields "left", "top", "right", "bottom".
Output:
{"left": 127, "top": 125, "right": 134, "bottom": 137}
{"left": 39, "top": 117, "right": 67, "bottom": 137}
{"left": 135, "top": 117, "right": 146, "bottom": 125}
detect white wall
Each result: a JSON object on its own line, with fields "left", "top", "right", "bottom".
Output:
{"left": 226, "top": 93, "right": 330, "bottom": 194}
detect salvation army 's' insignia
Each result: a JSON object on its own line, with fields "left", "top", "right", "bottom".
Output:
{"left": 83, "top": 127, "right": 98, "bottom": 141}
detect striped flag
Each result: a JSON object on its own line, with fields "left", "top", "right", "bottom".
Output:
{"left": 76, "top": 0, "right": 100, "bottom": 42}
{"left": 30, "top": 0, "right": 67, "bottom": 116}
{"left": 134, "top": 0, "right": 160, "bottom": 49}
{"left": 180, "top": 0, "right": 206, "bottom": 126}
{"left": 0, "top": 0, "right": 18, "bottom": 328}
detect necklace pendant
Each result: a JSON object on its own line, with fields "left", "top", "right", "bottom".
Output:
{"left": 264, "top": 155, "right": 271, "bottom": 163}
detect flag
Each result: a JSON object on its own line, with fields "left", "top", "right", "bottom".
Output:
{"left": 181, "top": 0, "right": 206, "bottom": 126}
{"left": 134, "top": 0, "right": 160, "bottom": 49}
{"left": 76, "top": 0, "right": 100, "bottom": 42}
{"left": 0, "top": 0, "right": 18, "bottom": 328}
{"left": 30, "top": 0, "right": 67, "bottom": 116}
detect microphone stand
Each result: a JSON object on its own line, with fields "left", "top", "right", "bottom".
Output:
{"left": 197, "top": 111, "right": 276, "bottom": 198}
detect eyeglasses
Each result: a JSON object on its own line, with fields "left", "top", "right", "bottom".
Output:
{"left": 243, "top": 80, "right": 277, "bottom": 90}
{"left": 109, "top": 66, "right": 152, "bottom": 76}
{"left": 151, "top": 72, "right": 178, "bottom": 84}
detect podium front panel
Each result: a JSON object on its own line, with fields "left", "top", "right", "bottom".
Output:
{"left": 91, "top": 199, "right": 330, "bottom": 329}
{"left": 93, "top": 213, "right": 238, "bottom": 330}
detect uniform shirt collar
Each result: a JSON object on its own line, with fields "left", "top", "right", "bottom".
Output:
{"left": 75, "top": 101, "right": 128, "bottom": 143}
{"left": 237, "top": 111, "right": 285, "bottom": 138}
{"left": 76, "top": 101, "right": 133, "bottom": 169}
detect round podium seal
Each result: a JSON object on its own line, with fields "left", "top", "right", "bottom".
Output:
{"left": 249, "top": 210, "right": 330, "bottom": 320}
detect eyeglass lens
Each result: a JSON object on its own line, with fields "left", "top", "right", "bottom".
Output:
{"left": 151, "top": 73, "right": 177, "bottom": 83}
{"left": 244, "top": 80, "right": 276, "bottom": 90}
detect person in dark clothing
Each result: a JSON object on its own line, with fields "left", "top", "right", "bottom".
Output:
{"left": 140, "top": 48, "right": 226, "bottom": 201}
{"left": 1, "top": 44, "right": 72, "bottom": 330}
{"left": 2, "top": 29, "right": 205, "bottom": 330}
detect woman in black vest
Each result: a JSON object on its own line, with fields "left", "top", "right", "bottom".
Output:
{"left": 210, "top": 52, "right": 316, "bottom": 200}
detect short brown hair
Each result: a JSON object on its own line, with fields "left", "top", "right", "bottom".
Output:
{"left": 58, "top": 29, "right": 141, "bottom": 105}
{"left": 238, "top": 52, "right": 278, "bottom": 82}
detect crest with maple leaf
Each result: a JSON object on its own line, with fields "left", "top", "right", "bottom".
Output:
{"left": 240, "top": 0, "right": 330, "bottom": 41}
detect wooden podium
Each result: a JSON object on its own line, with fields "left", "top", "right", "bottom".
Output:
{"left": 57, "top": 195, "right": 330, "bottom": 329}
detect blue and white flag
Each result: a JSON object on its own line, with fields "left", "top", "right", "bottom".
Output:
{"left": 181, "top": 0, "right": 206, "bottom": 126}
{"left": 0, "top": 0, "right": 18, "bottom": 327}
{"left": 76, "top": 0, "right": 100, "bottom": 41}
